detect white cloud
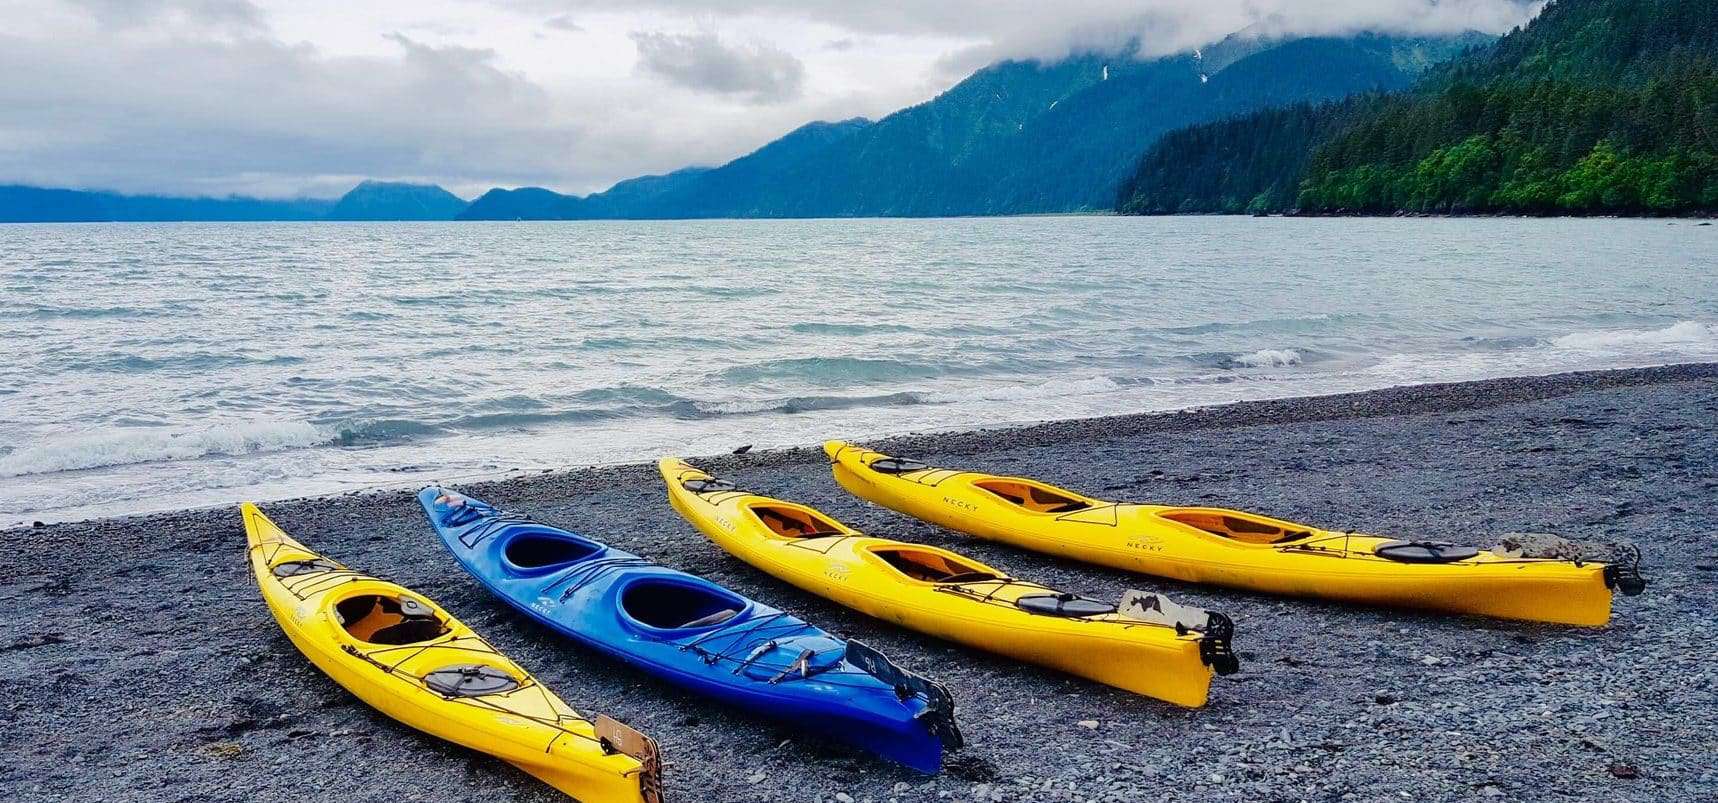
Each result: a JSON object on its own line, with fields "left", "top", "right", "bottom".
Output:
{"left": 543, "top": 13, "right": 583, "bottom": 32}
{"left": 535, "top": 0, "right": 1543, "bottom": 60}
{"left": 630, "top": 31, "right": 805, "bottom": 103}
{"left": 64, "top": 0, "right": 267, "bottom": 32}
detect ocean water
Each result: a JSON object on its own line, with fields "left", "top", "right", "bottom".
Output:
{"left": 2, "top": 217, "right": 1714, "bottom": 526}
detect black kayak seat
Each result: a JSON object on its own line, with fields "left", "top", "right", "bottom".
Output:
{"left": 679, "top": 608, "right": 740, "bottom": 628}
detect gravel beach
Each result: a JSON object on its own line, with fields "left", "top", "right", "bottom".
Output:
{"left": 4, "top": 364, "right": 1715, "bottom": 803}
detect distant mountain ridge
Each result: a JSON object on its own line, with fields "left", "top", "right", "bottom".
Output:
{"left": 327, "top": 181, "right": 468, "bottom": 220}
{"left": 2, "top": 28, "right": 1495, "bottom": 223}
{"left": 461, "top": 31, "right": 1489, "bottom": 220}
{"left": 460, "top": 119, "right": 873, "bottom": 220}
{"left": 0, "top": 181, "right": 467, "bottom": 223}
{"left": 0, "top": 185, "right": 335, "bottom": 223}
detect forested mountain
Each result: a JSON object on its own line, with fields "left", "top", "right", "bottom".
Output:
{"left": 0, "top": 185, "right": 334, "bottom": 222}
{"left": 460, "top": 32, "right": 1483, "bottom": 220}
{"left": 1117, "top": 0, "right": 1718, "bottom": 215}
{"left": 327, "top": 181, "right": 468, "bottom": 220}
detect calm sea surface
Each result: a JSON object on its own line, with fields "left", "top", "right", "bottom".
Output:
{"left": 2, "top": 217, "right": 1714, "bottom": 525}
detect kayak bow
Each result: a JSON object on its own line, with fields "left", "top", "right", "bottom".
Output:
{"left": 660, "top": 458, "right": 1238, "bottom": 708}
{"left": 824, "top": 441, "right": 1647, "bottom": 626}
{"left": 417, "top": 487, "right": 960, "bottom": 773}
{"left": 242, "top": 503, "right": 661, "bottom": 802}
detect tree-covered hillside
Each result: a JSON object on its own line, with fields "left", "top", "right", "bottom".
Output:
{"left": 1118, "top": 0, "right": 1718, "bottom": 216}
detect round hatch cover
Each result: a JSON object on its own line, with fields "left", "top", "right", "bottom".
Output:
{"left": 869, "top": 457, "right": 929, "bottom": 475}
{"left": 423, "top": 664, "right": 521, "bottom": 697}
{"left": 1374, "top": 540, "right": 1480, "bottom": 564}
{"left": 1016, "top": 593, "right": 1117, "bottom": 617}
{"left": 272, "top": 558, "right": 340, "bottom": 578}
{"left": 682, "top": 477, "right": 737, "bottom": 493}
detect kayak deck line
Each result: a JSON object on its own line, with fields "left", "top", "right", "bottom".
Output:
{"left": 418, "top": 487, "right": 961, "bottom": 773}
{"left": 660, "top": 457, "right": 1237, "bottom": 708}
{"left": 824, "top": 440, "right": 1647, "bottom": 626}
{"left": 241, "top": 502, "right": 663, "bottom": 802}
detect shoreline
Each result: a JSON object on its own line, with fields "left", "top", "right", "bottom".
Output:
{"left": 11, "top": 361, "right": 1718, "bottom": 531}
{"left": 7, "top": 211, "right": 1718, "bottom": 224}
{"left": 6, "top": 363, "right": 1716, "bottom": 801}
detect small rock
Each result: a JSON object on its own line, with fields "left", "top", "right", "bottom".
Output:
{"left": 834, "top": 792, "right": 853, "bottom": 803}
{"left": 1608, "top": 763, "right": 1641, "bottom": 779}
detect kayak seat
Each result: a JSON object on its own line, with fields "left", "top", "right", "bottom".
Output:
{"left": 872, "top": 547, "right": 998, "bottom": 584}
{"left": 680, "top": 608, "right": 741, "bottom": 628}
{"left": 620, "top": 579, "right": 748, "bottom": 630}
{"left": 752, "top": 505, "right": 845, "bottom": 539}
{"left": 1158, "top": 510, "right": 1314, "bottom": 545}
{"left": 975, "top": 480, "right": 1092, "bottom": 514}
{"left": 504, "top": 532, "right": 602, "bottom": 569}
{"left": 336, "top": 594, "right": 449, "bottom": 645}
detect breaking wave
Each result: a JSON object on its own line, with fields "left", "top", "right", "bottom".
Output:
{"left": 1550, "top": 320, "right": 1717, "bottom": 351}
{"left": 0, "top": 421, "right": 329, "bottom": 478}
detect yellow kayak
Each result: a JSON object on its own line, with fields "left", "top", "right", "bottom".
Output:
{"left": 825, "top": 441, "right": 1647, "bottom": 627}
{"left": 658, "top": 459, "right": 1238, "bottom": 708}
{"left": 242, "top": 503, "right": 662, "bottom": 802}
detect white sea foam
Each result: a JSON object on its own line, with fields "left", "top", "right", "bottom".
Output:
{"left": 1550, "top": 321, "right": 1717, "bottom": 351}
{"left": 0, "top": 421, "right": 328, "bottom": 478}
{"left": 925, "top": 376, "right": 1126, "bottom": 404}
{"left": 1232, "top": 348, "right": 1303, "bottom": 368}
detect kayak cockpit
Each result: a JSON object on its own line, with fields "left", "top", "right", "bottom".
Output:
{"left": 336, "top": 594, "right": 449, "bottom": 645}
{"left": 974, "top": 479, "right": 1092, "bottom": 514}
{"left": 749, "top": 504, "right": 845, "bottom": 538}
{"left": 502, "top": 530, "right": 605, "bottom": 572}
{"left": 870, "top": 546, "right": 1000, "bottom": 584}
{"left": 1156, "top": 508, "right": 1315, "bottom": 545}
{"left": 619, "top": 578, "right": 748, "bottom": 631}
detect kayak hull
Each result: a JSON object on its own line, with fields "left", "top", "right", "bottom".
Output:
{"left": 824, "top": 441, "right": 1629, "bottom": 627}
{"left": 417, "top": 488, "right": 954, "bottom": 773}
{"left": 241, "top": 503, "right": 656, "bottom": 802}
{"left": 659, "top": 459, "right": 1230, "bottom": 708}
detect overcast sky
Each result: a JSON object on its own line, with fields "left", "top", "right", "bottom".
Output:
{"left": 0, "top": 0, "right": 1543, "bottom": 199}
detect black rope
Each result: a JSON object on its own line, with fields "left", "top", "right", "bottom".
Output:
{"left": 549, "top": 557, "right": 654, "bottom": 601}
{"left": 455, "top": 511, "right": 537, "bottom": 549}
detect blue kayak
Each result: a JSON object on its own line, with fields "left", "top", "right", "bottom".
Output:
{"left": 417, "top": 487, "right": 960, "bottom": 773}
